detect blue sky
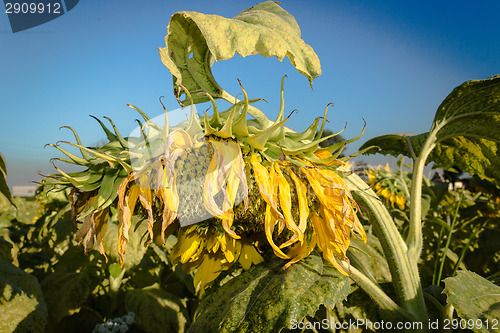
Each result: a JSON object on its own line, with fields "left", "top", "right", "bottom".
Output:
{"left": 1, "top": 0, "right": 499, "bottom": 187}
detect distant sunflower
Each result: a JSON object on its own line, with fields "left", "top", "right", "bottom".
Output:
{"left": 366, "top": 163, "right": 407, "bottom": 210}
{"left": 43, "top": 78, "right": 367, "bottom": 291}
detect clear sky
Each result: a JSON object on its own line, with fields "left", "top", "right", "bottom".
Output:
{"left": 1, "top": 0, "right": 499, "bottom": 187}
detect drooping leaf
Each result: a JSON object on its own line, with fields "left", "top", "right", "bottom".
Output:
{"left": 360, "top": 75, "right": 500, "bottom": 187}
{"left": 125, "top": 283, "right": 190, "bottom": 333}
{"left": 0, "top": 153, "right": 15, "bottom": 207}
{"left": 159, "top": 1, "right": 321, "bottom": 105}
{"left": 348, "top": 236, "right": 391, "bottom": 284}
{"left": 102, "top": 218, "right": 148, "bottom": 269}
{"left": 443, "top": 270, "right": 500, "bottom": 333}
{"left": 0, "top": 258, "right": 48, "bottom": 332}
{"left": 188, "top": 253, "right": 350, "bottom": 333}
{"left": 40, "top": 270, "right": 100, "bottom": 329}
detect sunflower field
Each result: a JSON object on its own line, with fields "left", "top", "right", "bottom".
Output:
{"left": 1, "top": 2, "right": 499, "bottom": 332}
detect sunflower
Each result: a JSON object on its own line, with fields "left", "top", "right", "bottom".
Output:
{"left": 43, "top": 78, "right": 367, "bottom": 291}
{"left": 366, "top": 163, "right": 407, "bottom": 210}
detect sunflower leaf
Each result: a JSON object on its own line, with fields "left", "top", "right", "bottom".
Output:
{"left": 40, "top": 269, "right": 100, "bottom": 330}
{"left": 188, "top": 254, "right": 349, "bottom": 333}
{"left": 125, "top": 284, "right": 190, "bottom": 333}
{"left": 0, "top": 153, "right": 15, "bottom": 207}
{"left": 443, "top": 270, "right": 500, "bottom": 333}
{"left": 159, "top": 1, "right": 321, "bottom": 105}
{"left": 360, "top": 75, "right": 500, "bottom": 188}
{"left": 0, "top": 259, "right": 48, "bottom": 333}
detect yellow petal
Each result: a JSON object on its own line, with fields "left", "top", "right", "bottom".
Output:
{"left": 206, "top": 232, "right": 220, "bottom": 253}
{"left": 396, "top": 195, "right": 406, "bottom": 210}
{"left": 118, "top": 175, "right": 140, "bottom": 265}
{"left": 250, "top": 153, "right": 283, "bottom": 220}
{"left": 222, "top": 233, "right": 242, "bottom": 263}
{"left": 138, "top": 186, "right": 155, "bottom": 244}
{"left": 168, "top": 129, "right": 193, "bottom": 149}
{"left": 156, "top": 162, "right": 179, "bottom": 243}
{"left": 238, "top": 241, "right": 264, "bottom": 270}
{"left": 171, "top": 229, "right": 205, "bottom": 264}
{"left": 204, "top": 141, "right": 248, "bottom": 239}
{"left": 193, "top": 252, "right": 229, "bottom": 292}
{"left": 203, "top": 146, "right": 225, "bottom": 217}
{"left": 289, "top": 169, "right": 309, "bottom": 234}
{"left": 390, "top": 193, "right": 396, "bottom": 208}
{"left": 274, "top": 164, "right": 303, "bottom": 248}
{"left": 94, "top": 207, "right": 109, "bottom": 261}
{"left": 265, "top": 204, "right": 289, "bottom": 259}
{"left": 283, "top": 232, "right": 317, "bottom": 270}
{"left": 311, "top": 212, "right": 348, "bottom": 275}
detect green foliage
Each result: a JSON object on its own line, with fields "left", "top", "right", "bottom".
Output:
{"left": 348, "top": 236, "right": 391, "bottom": 284}
{"left": 0, "top": 153, "right": 15, "bottom": 207}
{"left": 361, "top": 75, "right": 500, "bottom": 188}
{"left": 189, "top": 253, "right": 349, "bottom": 333}
{"left": 443, "top": 271, "right": 500, "bottom": 333}
{"left": 102, "top": 218, "right": 148, "bottom": 270}
{"left": 159, "top": 1, "right": 321, "bottom": 105}
{"left": 0, "top": 195, "right": 197, "bottom": 332}
{"left": 126, "top": 284, "right": 190, "bottom": 333}
{"left": 41, "top": 270, "right": 100, "bottom": 330}
{"left": 0, "top": 258, "right": 48, "bottom": 332}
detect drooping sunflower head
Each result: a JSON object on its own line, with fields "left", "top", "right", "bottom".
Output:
{"left": 43, "top": 77, "right": 368, "bottom": 291}
{"left": 366, "top": 163, "right": 408, "bottom": 210}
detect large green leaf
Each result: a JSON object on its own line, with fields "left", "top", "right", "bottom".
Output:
{"left": 0, "top": 153, "right": 15, "bottom": 207}
{"left": 125, "top": 283, "right": 190, "bottom": 333}
{"left": 360, "top": 75, "right": 500, "bottom": 187}
{"left": 348, "top": 236, "right": 391, "bottom": 284}
{"left": 0, "top": 258, "right": 48, "bottom": 332}
{"left": 188, "top": 254, "right": 350, "bottom": 333}
{"left": 443, "top": 270, "right": 500, "bottom": 333}
{"left": 102, "top": 217, "right": 148, "bottom": 269}
{"left": 40, "top": 269, "right": 100, "bottom": 329}
{"left": 159, "top": 1, "right": 321, "bottom": 105}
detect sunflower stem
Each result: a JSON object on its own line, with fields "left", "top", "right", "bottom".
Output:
{"left": 343, "top": 264, "right": 408, "bottom": 318}
{"left": 406, "top": 123, "right": 442, "bottom": 258}
{"left": 436, "top": 192, "right": 463, "bottom": 284}
{"left": 348, "top": 174, "right": 429, "bottom": 330}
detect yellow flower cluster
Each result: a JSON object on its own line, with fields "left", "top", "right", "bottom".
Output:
{"left": 366, "top": 164, "right": 406, "bottom": 210}
{"left": 249, "top": 153, "right": 366, "bottom": 275}
{"left": 170, "top": 226, "right": 263, "bottom": 291}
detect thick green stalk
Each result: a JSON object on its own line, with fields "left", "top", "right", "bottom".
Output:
{"left": 348, "top": 174, "right": 428, "bottom": 329}
{"left": 342, "top": 263, "right": 408, "bottom": 318}
{"left": 406, "top": 125, "right": 441, "bottom": 259}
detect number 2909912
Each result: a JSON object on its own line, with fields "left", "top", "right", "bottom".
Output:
{"left": 5, "top": 2, "right": 62, "bottom": 14}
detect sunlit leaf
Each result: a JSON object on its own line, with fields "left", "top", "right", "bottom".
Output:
{"left": 159, "top": 1, "right": 321, "bottom": 105}
{"left": 0, "top": 259, "right": 48, "bottom": 332}
{"left": 443, "top": 270, "right": 500, "bottom": 333}
{"left": 188, "top": 254, "right": 350, "bottom": 333}
{"left": 360, "top": 75, "right": 500, "bottom": 187}
{"left": 0, "top": 153, "right": 15, "bottom": 207}
{"left": 125, "top": 283, "right": 190, "bottom": 333}
{"left": 348, "top": 236, "right": 391, "bottom": 283}
{"left": 102, "top": 218, "right": 148, "bottom": 269}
